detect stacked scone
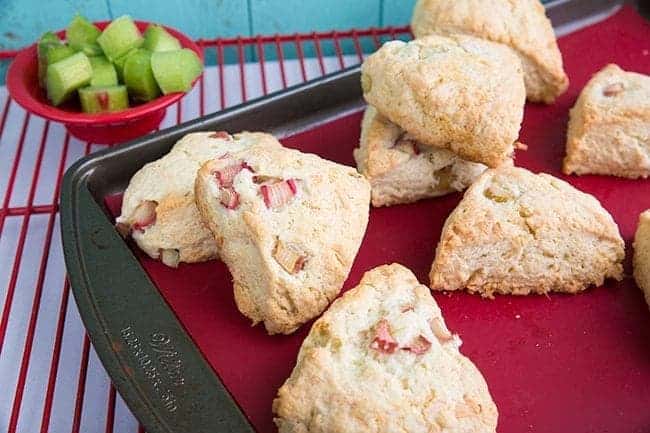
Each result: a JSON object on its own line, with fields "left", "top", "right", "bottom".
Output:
{"left": 194, "top": 140, "right": 371, "bottom": 334}
{"left": 118, "top": 131, "right": 372, "bottom": 335}
{"left": 116, "top": 131, "right": 259, "bottom": 267}
{"left": 355, "top": 33, "right": 526, "bottom": 206}
{"left": 354, "top": 0, "right": 626, "bottom": 299}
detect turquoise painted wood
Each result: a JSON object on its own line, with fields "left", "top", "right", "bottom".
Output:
{"left": 383, "top": 0, "right": 417, "bottom": 26}
{"left": 0, "top": 0, "right": 110, "bottom": 52}
{"left": 249, "top": 0, "right": 381, "bottom": 34}
{"left": 108, "top": 0, "right": 251, "bottom": 39}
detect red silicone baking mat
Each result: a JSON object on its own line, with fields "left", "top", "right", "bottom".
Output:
{"left": 105, "top": 8, "right": 650, "bottom": 433}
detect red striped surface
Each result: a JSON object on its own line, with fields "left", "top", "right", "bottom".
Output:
{"left": 0, "top": 21, "right": 408, "bottom": 433}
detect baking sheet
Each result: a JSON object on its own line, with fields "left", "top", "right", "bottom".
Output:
{"left": 102, "top": 7, "right": 650, "bottom": 433}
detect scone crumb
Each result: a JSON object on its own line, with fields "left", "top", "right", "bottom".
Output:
{"left": 430, "top": 317, "right": 453, "bottom": 343}
{"left": 603, "top": 82, "right": 624, "bottom": 96}
{"left": 209, "top": 131, "right": 231, "bottom": 139}
{"left": 403, "top": 335, "right": 432, "bottom": 354}
{"left": 273, "top": 239, "right": 307, "bottom": 274}
{"left": 160, "top": 248, "right": 180, "bottom": 268}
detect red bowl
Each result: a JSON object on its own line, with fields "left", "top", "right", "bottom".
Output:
{"left": 6, "top": 21, "right": 204, "bottom": 145}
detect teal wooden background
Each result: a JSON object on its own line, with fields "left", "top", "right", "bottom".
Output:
{"left": 0, "top": 0, "right": 423, "bottom": 52}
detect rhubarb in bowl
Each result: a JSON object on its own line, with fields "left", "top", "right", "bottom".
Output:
{"left": 6, "top": 18, "right": 204, "bottom": 144}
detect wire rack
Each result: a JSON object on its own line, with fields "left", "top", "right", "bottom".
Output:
{"left": 0, "top": 26, "right": 411, "bottom": 433}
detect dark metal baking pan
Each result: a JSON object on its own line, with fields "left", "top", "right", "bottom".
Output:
{"left": 61, "top": 66, "right": 364, "bottom": 433}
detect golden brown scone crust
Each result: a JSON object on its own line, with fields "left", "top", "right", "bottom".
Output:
{"left": 411, "top": 0, "right": 568, "bottom": 103}
{"left": 361, "top": 34, "right": 525, "bottom": 168}
{"left": 195, "top": 141, "right": 371, "bottom": 334}
{"left": 430, "top": 166, "right": 625, "bottom": 297}
{"left": 273, "top": 263, "right": 498, "bottom": 433}
{"left": 563, "top": 64, "right": 650, "bottom": 179}
{"left": 634, "top": 210, "right": 650, "bottom": 308}
{"left": 354, "top": 106, "right": 487, "bottom": 207}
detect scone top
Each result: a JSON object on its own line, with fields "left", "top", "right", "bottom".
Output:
{"left": 573, "top": 64, "right": 650, "bottom": 118}
{"left": 194, "top": 141, "right": 371, "bottom": 335}
{"left": 361, "top": 34, "right": 526, "bottom": 168}
{"left": 411, "top": 0, "right": 569, "bottom": 103}
{"left": 429, "top": 165, "right": 625, "bottom": 297}
{"left": 273, "top": 263, "right": 498, "bottom": 433}
{"left": 563, "top": 64, "right": 650, "bottom": 179}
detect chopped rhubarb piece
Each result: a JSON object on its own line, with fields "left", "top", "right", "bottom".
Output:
{"left": 403, "top": 335, "right": 432, "bottom": 355}
{"left": 603, "top": 82, "right": 624, "bottom": 96}
{"left": 218, "top": 152, "right": 231, "bottom": 160}
{"left": 213, "top": 161, "right": 253, "bottom": 188}
{"left": 160, "top": 248, "right": 180, "bottom": 268}
{"left": 260, "top": 179, "right": 298, "bottom": 209}
{"left": 430, "top": 317, "right": 453, "bottom": 343}
{"left": 287, "top": 178, "right": 298, "bottom": 194}
{"left": 370, "top": 319, "right": 398, "bottom": 354}
{"left": 273, "top": 240, "right": 307, "bottom": 274}
{"left": 131, "top": 200, "right": 157, "bottom": 232}
{"left": 115, "top": 222, "right": 130, "bottom": 238}
{"left": 210, "top": 131, "right": 231, "bottom": 139}
{"left": 96, "top": 91, "right": 109, "bottom": 110}
{"left": 220, "top": 187, "right": 239, "bottom": 210}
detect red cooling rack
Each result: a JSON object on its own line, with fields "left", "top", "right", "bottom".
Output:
{"left": 0, "top": 26, "right": 410, "bottom": 433}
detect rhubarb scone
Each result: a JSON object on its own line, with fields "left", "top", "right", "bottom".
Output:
{"left": 115, "top": 131, "right": 264, "bottom": 267}
{"left": 430, "top": 166, "right": 625, "bottom": 297}
{"left": 361, "top": 35, "right": 525, "bottom": 168}
{"left": 411, "top": 0, "right": 568, "bottom": 103}
{"left": 354, "top": 106, "right": 487, "bottom": 207}
{"left": 563, "top": 64, "right": 650, "bottom": 179}
{"left": 194, "top": 143, "right": 371, "bottom": 334}
{"left": 273, "top": 263, "right": 498, "bottom": 433}
{"left": 634, "top": 210, "right": 650, "bottom": 308}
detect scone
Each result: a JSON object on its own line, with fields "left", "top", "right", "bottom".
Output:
{"left": 634, "top": 210, "right": 650, "bottom": 308}
{"left": 195, "top": 142, "right": 371, "bottom": 334}
{"left": 361, "top": 35, "right": 525, "bottom": 168}
{"left": 354, "top": 106, "right": 487, "bottom": 207}
{"left": 273, "top": 263, "right": 498, "bottom": 433}
{"left": 411, "top": 0, "right": 568, "bottom": 103}
{"left": 430, "top": 166, "right": 625, "bottom": 297}
{"left": 115, "top": 131, "right": 265, "bottom": 267}
{"left": 563, "top": 64, "right": 650, "bottom": 178}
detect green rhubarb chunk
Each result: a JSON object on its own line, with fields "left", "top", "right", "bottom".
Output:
{"left": 96, "top": 15, "right": 143, "bottom": 61}
{"left": 113, "top": 49, "right": 136, "bottom": 82}
{"left": 89, "top": 56, "right": 118, "bottom": 86}
{"left": 80, "top": 42, "right": 104, "bottom": 56}
{"left": 79, "top": 85, "right": 129, "bottom": 113}
{"left": 46, "top": 52, "right": 92, "bottom": 106}
{"left": 151, "top": 49, "right": 203, "bottom": 94}
{"left": 38, "top": 43, "right": 76, "bottom": 89}
{"left": 67, "top": 14, "right": 101, "bottom": 51}
{"left": 123, "top": 49, "right": 161, "bottom": 102}
{"left": 143, "top": 25, "right": 181, "bottom": 52}
{"left": 39, "top": 31, "right": 61, "bottom": 47}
